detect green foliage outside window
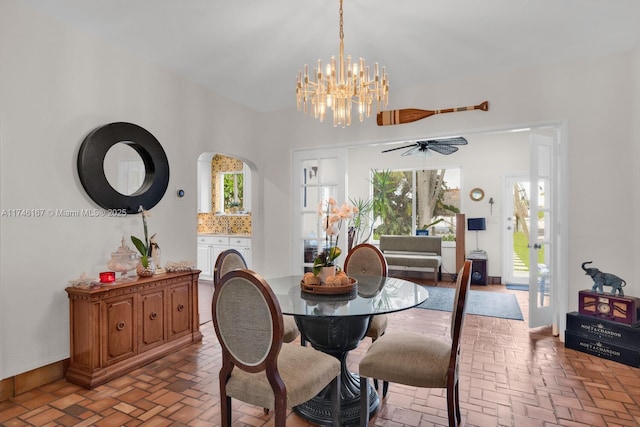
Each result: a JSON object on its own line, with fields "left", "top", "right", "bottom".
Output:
{"left": 371, "top": 170, "right": 413, "bottom": 238}
{"left": 223, "top": 173, "right": 243, "bottom": 210}
{"left": 371, "top": 168, "right": 460, "bottom": 240}
{"left": 513, "top": 231, "right": 545, "bottom": 269}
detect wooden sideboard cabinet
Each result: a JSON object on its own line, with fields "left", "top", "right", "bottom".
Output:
{"left": 65, "top": 270, "right": 202, "bottom": 388}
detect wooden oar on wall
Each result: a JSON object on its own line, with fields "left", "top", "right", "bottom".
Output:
{"left": 376, "top": 101, "right": 489, "bottom": 126}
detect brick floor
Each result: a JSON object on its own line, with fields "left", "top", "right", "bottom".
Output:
{"left": 1, "top": 280, "right": 639, "bottom": 426}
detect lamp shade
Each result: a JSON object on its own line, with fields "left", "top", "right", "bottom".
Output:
{"left": 467, "top": 217, "right": 486, "bottom": 231}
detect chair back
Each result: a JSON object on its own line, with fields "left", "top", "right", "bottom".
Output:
{"left": 343, "top": 243, "right": 388, "bottom": 276}
{"left": 449, "top": 260, "right": 472, "bottom": 367}
{"left": 214, "top": 249, "right": 247, "bottom": 286}
{"left": 213, "top": 269, "right": 284, "bottom": 372}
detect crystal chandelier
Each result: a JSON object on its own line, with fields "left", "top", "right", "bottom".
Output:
{"left": 296, "top": 0, "right": 389, "bottom": 127}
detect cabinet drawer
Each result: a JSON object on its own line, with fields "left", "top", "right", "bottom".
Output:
{"left": 197, "top": 235, "right": 229, "bottom": 246}
{"left": 229, "top": 237, "right": 251, "bottom": 248}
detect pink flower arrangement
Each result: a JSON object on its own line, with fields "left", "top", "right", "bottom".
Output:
{"left": 313, "top": 198, "right": 357, "bottom": 273}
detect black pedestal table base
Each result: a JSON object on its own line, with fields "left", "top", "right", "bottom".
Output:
{"left": 293, "top": 315, "right": 379, "bottom": 426}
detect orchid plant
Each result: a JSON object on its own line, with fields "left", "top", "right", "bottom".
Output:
{"left": 313, "top": 198, "right": 356, "bottom": 274}
{"left": 131, "top": 206, "right": 153, "bottom": 268}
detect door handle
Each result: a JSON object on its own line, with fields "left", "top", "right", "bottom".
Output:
{"left": 533, "top": 243, "right": 542, "bottom": 249}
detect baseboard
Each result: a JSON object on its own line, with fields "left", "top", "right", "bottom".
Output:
{"left": 0, "top": 377, "right": 13, "bottom": 402}
{"left": 0, "top": 359, "right": 69, "bottom": 402}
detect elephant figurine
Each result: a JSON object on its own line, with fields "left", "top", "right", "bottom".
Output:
{"left": 581, "top": 261, "right": 626, "bottom": 296}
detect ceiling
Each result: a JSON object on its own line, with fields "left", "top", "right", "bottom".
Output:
{"left": 21, "top": 0, "right": 640, "bottom": 113}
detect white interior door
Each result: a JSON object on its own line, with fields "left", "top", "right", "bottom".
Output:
{"left": 528, "top": 133, "right": 554, "bottom": 328}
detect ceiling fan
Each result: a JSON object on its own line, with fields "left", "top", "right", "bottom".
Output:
{"left": 381, "top": 137, "right": 468, "bottom": 156}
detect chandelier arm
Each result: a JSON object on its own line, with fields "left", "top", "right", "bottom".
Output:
{"left": 339, "top": 0, "right": 344, "bottom": 42}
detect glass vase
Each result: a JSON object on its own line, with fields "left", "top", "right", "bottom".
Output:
{"left": 136, "top": 258, "right": 156, "bottom": 277}
{"left": 317, "top": 265, "right": 336, "bottom": 284}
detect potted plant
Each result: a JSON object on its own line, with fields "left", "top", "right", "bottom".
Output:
{"left": 313, "top": 198, "right": 354, "bottom": 282}
{"left": 131, "top": 206, "right": 156, "bottom": 276}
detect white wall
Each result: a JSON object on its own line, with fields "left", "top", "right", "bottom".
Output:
{"left": 0, "top": 1, "right": 259, "bottom": 378}
{"left": 1, "top": 0, "right": 639, "bottom": 380}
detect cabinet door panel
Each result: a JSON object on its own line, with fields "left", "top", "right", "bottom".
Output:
{"left": 140, "top": 291, "right": 165, "bottom": 351}
{"left": 106, "top": 297, "right": 136, "bottom": 364}
{"left": 240, "top": 247, "right": 251, "bottom": 268}
{"left": 169, "top": 284, "right": 190, "bottom": 338}
{"left": 197, "top": 244, "right": 213, "bottom": 279}
{"left": 211, "top": 246, "right": 226, "bottom": 274}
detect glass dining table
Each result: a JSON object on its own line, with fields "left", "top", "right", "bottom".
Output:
{"left": 267, "top": 274, "right": 429, "bottom": 426}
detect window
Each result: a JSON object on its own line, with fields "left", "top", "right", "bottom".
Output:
{"left": 221, "top": 171, "right": 244, "bottom": 211}
{"left": 213, "top": 162, "right": 251, "bottom": 214}
{"left": 372, "top": 168, "right": 460, "bottom": 240}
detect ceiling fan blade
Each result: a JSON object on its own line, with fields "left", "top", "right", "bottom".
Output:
{"left": 428, "top": 144, "right": 459, "bottom": 155}
{"left": 401, "top": 146, "right": 421, "bottom": 156}
{"left": 419, "top": 136, "right": 468, "bottom": 146}
{"left": 441, "top": 136, "right": 468, "bottom": 145}
{"left": 381, "top": 143, "right": 417, "bottom": 153}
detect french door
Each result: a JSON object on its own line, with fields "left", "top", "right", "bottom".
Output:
{"left": 291, "top": 148, "right": 347, "bottom": 275}
{"left": 503, "top": 130, "right": 557, "bottom": 328}
{"left": 528, "top": 132, "right": 554, "bottom": 328}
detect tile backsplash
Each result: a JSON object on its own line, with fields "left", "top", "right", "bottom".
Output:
{"left": 197, "top": 213, "right": 251, "bottom": 234}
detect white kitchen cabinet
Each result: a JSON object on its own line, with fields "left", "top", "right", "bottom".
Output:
{"left": 196, "top": 243, "right": 213, "bottom": 279}
{"left": 197, "top": 235, "right": 251, "bottom": 281}
{"left": 229, "top": 236, "right": 252, "bottom": 267}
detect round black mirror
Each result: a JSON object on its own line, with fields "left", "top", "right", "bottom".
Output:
{"left": 77, "top": 122, "right": 169, "bottom": 214}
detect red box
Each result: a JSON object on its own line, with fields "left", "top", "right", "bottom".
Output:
{"left": 99, "top": 271, "right": 116, "bottom": 283}
{"left": 578, "top": 290, "right": 640, "bottom": 326}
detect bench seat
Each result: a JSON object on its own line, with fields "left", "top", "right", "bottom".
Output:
{"left": 379, "top": 236, "right": 442, "bottom": 284}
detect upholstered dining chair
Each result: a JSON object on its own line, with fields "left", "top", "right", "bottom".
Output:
{"left": 358, "top": 260, "right": 472, "bottom": 427}
{"left": 214, "top": 249, "right": 299, "bottom": 343}
{"left": 212, "top": 269, "right": 341, "bottom": 427}
{"left": 343, "top": 243, "right": 389, "bottom": 390}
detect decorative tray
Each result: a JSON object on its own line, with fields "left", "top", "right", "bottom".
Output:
{"left": 300, "top": 277, "right": 357, "bottom": 295}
